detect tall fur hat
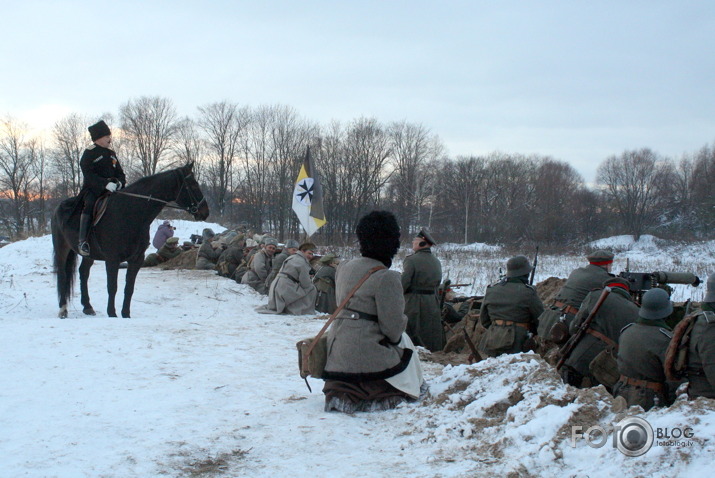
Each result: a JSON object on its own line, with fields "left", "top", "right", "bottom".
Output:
{"left": 356, "top": 210, "right": 401, "bottom": 267}
{"left": 88, "top": 120, "right": 111, "bottom": 141}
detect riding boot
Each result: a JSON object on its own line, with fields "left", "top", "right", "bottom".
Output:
{"left": 78, "top": 213, "right": 91, "bottom": 256}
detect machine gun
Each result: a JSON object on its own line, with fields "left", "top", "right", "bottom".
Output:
{"left": 618, "top": 259, "right": 701, "bottom": 304}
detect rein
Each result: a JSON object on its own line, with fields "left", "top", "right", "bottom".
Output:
{"left": 114, "top": 170, "right": 205, "bottom": 214}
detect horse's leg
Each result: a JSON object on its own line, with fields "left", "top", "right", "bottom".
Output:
{"left": 105, "top": 261, "right": 120, "bottom": 317}
{"left": 78, "top": 257, "right": 96, "bottom": 315}
{"left": 121, "top": 260, "right": 142, "bottom": 318}
{"left": 57, "top": 248, "right": 72, "bottom": 318}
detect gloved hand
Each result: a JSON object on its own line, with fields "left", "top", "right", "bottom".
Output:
{"left": 105, "top": 181, "right": 118, "bottom": 192}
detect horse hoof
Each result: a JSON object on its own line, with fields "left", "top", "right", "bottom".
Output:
{"left": 108, "top": 312, "right": 117, "bottom": 318}
{"left": 59, "top": 306, "right": 68, "bottom": 319}
{"left": 83, "top": 307, "right": 96, "bottom": 316}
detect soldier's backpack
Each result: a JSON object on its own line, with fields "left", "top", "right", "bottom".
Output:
{"left": 665, "top": 311, "right": 714, "bottom": 380}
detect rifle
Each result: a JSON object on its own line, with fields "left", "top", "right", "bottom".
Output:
{"left": 529, "top": 245, "right": 539, "bottom": 285}
{"left": 450, "top": 283, "right": 472, "bottom": 288}
{"left": 462, "top": 327, "right": 481, "bottom": 364}
{"left": 556, "top": 286, "right": 612, "bottom": 371}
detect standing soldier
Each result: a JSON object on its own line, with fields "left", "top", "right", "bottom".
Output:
{"left": 314, "top": 253, "right": 339, "bottom": 314}
{"left": 537, "top": 250, "right": 615, "bottom": 341}
{"left": 614, "top": 288, "right": 679, "bottom": 411}
{"left": 402, "top": 229, "right": 443, "bottom": 352}
{"left": 478, "top": 256, "right": 544, "bottom": 358}
{"left": 560, "top": 277, "right": 639, "bottom": 389}
{"left": 687, "top": 272, "right": 715, "bottom": 399}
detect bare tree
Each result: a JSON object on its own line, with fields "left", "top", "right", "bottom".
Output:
{"left": 27, "top": 139, "right": 48, "bottom": 234}
{"left": 52, "top": 113, "right": 88, "bottom": 197}
{"left": 387, "top": 121, "right": 443, "bottom": 237}
{"left": 120, "top": 96, "right": 178, "bottom": 176}
{"left": 172, "top": 117, "right": 203, "bottom": 177}
{"left": 0, "top": 117, "right": 34, "bottom": 237}
{"left": 199, "top": 101, "right": 249, "bottom": 218}
{"left": 597, "top": 148, "right": 674, "bottom": 239}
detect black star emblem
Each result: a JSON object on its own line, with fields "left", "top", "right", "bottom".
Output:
{"left": 297, "top": 179, "right": 314, "bottom": 203}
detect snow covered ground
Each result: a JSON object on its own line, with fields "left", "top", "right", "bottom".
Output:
{"left": 1, "top": 220, "right": 714, "bottom": 477}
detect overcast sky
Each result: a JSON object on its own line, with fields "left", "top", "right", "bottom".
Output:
{"left": 1, "top": 0, "right": 714, "bottom": 182}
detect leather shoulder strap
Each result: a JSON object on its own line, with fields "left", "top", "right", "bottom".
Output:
{"left": 303, "top": 265, "right": 386, "bottom": 363}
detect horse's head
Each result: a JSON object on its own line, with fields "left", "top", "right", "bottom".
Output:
{"left": 176, "top": 163, "right": 210, "bottom": 220}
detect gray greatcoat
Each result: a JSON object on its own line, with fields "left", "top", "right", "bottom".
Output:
{"left": 478, "top": 278, "right": 544, "bottom": 357}
{"left": 314, "top": 264, "right": 337, "bottom": 314}
{"left": 264, "top": 251, "right": 317, "bottom": 315}
{"left": 265, "top": 250, "right": 290, "bottom": 290}
{"left": 401, "top": 248, "right": 443, "bottom": 351}
{"left": 687, "top": 308, "right": 715, "bottom": 399}
{"left": 241, "top": 249, "right": 273, "bottom": 294}
{"left": 323, "top": 257, "right": 411, "bottom": 382}
{"left": 615, "top": 321, "right": 676, "bottom": 410}
{"left": 538, "top": 264, "right": 613, "bottom": 337}
{"left": 562, "top": 287, "right": 639, "bottom": 384}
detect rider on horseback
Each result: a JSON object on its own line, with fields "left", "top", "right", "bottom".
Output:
{"left": 78, "top": 120, "right": 126, "bottom": 256}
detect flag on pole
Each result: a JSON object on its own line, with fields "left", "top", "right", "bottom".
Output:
{"left": 292, "top": 146, "right": 326, "bottom": 236}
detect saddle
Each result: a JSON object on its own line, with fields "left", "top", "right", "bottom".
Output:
{"left": 91, "top": 193, "right": 112, "bottom": 226}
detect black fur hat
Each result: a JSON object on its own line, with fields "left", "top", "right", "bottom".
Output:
{"left": 88, "top": 120, "right": 111, "bottom": 141}
{"left": 356, "top": 210, "right": 401, "bottom": 267}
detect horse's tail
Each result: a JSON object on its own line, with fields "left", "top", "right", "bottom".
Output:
{"left": 52, "top": 210, "right": 77, "bottom": 307}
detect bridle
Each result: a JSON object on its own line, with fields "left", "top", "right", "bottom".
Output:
{"left": 115, "top": 169, "right": 206, "bottom": 215}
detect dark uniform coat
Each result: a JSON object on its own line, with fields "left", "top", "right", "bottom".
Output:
{"left": 401, "top": 248, "right": 443, "bottom": 351}
{"left": 79, "top": 144, "right": 126, "bottom": 218}
{"left": 143, "top": 243, "right": 182, "bottom": 267}
{"left": 324, "top": 257, "right": 410, "bottom": 381}
{"left": 314, "top": 264, "right": 338, "bottom": 314}
{"left": 615, "top": 322, "right": 675, "bottom": 410}
{"left": 216, "top": 242, "right": 244, "bottom": 278}
{"left": 687, "top": 308, "right": 715, "bottom": 399}
{"left": 80, "top": 144, "right": 126, "bottom": 195}
{"left": 538, "top": 264, "right": 612, "bottom": 337}
{"left": 562, "top": 287, "right": 639, "bottom": 385}
{"left": 196, "top": 240, "right": 222, "bottom": 270}
{"left": 478, "top": 277, "right": 544, "bottom": 357}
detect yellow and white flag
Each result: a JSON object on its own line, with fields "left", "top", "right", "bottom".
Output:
{"left": 292, "top": 146, "right": 326, "bottom": 236}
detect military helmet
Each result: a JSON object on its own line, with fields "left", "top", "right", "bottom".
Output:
{"left": 285, "top": 239, "right": 300, "bottom": 249}
{"left": 506, "top": 255, "right": 532, "bottom": 278}
{"left": 639, "top": 288, "right": 673, "bottom": 320}
{"left": 704, "top": 272, "right": 715, "bottom": 303}
{"left": 165, "top": 237, "right": 179, "bottom": 245}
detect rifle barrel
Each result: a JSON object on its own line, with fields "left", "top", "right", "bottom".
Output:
{"left": 556, "top": 286, "right": 612, "bottom": 370}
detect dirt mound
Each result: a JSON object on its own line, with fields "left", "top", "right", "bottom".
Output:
{"left": 160, "top": 248, "right": 199, "bottom": 270}
{"left": 536, "top": 276, "right": 566, "bottom": 303}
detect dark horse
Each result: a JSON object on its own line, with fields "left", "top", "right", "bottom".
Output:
{"left": 51, "top": 163, "right": 209, "bottom": 318}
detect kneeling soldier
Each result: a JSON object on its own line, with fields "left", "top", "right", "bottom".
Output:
{"left": 614, "top": 288, "right": 679, "bottom": 410}
{"left": 143, "top": 237, "right": 182, "bottom": 267}
{"left": 478, "top": 255, "right": 544, "bottom": 358}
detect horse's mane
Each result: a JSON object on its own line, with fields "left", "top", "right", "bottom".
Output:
{"left": 123, "top": 167, "right": 181, "bottom": 193}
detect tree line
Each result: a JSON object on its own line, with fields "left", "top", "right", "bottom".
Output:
{"left": 1, "top": 96, "right": 713, "bottom": 245}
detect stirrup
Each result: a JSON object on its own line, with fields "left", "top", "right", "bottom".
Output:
{"left": 79, "top": 242, "right": 90, "bottom": 256}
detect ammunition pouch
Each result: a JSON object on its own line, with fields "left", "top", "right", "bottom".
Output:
{"left": 589, "top": 346, "right": 619, "bottom": 390}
